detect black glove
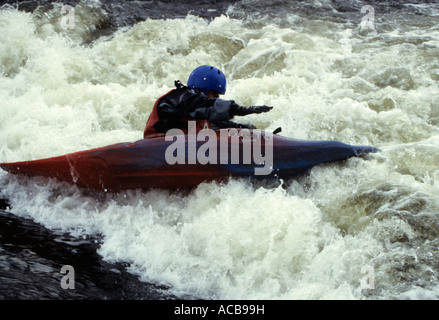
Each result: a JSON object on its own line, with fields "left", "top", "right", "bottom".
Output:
{"left": 230, "top": 103, "right": 273, "bottom": 117}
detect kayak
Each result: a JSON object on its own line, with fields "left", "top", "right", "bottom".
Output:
{"left": 0, "top": 129, "right": 378, "bottom": 191}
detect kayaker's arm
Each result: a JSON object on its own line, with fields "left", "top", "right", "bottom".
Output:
{"left": 158, "top": 88, "right": 232, "bottom": 123}
{"left": 155, "top": 83, "right": 273, "bottom": 133}
{"left": 185, "top": 98, "right": 232, "bottom": 122}
{"left": 229, "top": 103, "right": 273, "bottom": 117}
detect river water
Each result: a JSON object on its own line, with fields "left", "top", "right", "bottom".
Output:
{"left": 1, "top": 0, "right": 439, "bottom": 300}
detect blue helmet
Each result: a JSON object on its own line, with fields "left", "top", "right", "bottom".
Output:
{"left": 187, "top": 65, "right": 226, "bottom": 95}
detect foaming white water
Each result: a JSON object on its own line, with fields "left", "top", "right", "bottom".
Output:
{"left": 0, "top": 175, "right": 384, "bottom": 299}
{"left": 1, "top": 2, "right": 439, "bottom": 299}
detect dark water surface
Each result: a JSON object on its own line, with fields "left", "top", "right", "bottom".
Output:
{"left": 0, "top": 206, "right": 176, "bottom": 299}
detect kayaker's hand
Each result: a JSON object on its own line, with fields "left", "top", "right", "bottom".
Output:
{"left": 248, "top": 105, "right": 273, "bottom": 114}
{"left": 230, "top": 103, "right": 273, "bottom": 117}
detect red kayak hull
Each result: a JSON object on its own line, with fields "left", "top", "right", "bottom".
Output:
{"left": 0, "top": 130, "right": 378, "bottom": 191}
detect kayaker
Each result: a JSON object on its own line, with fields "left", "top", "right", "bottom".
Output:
{"left": 143, "top": 65, "right": 273, "bottom": 139}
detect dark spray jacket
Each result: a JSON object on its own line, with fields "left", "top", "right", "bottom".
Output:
{"left": 144, "top": 81, "right": 256, "bottom": 139}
